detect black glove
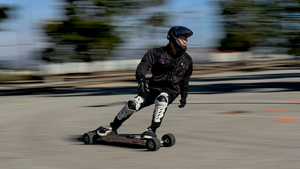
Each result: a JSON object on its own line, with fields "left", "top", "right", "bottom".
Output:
{"left": 138, "top": 78, "right": 149, "bottom": 94}
{"left": 178, "top": 99, "right": 186, "bottom": 108}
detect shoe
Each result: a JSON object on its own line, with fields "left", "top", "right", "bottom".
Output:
{"left": 96, "top": 125, "right": 118, "bottom": 136}
{"left": 140, "top": 127, "right": 156, "bottom": 139}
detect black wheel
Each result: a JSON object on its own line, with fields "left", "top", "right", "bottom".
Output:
{"left": 146, "top": 137, "right": 161, "bottom": 151}
{"left": 83, "top": 132, "right": 96, "bottom": 144}
{"left": 162, "top": 133, "right": 176, "bottom": 147}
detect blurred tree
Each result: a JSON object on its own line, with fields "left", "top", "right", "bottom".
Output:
{"left": 139, "top": 11, "right": 169, "bottom": 47}
{"left": 41, "top": 0, "right": 168, "bottom": 62}
{"left": 0, "top": 4, "right": 12, "bottom": 69}
{"left": 218, "top": 0, "right": 300, "bottom": 55}
{"left": 0, "top": 4, "right": 11, "bottom": 31}
{"left": 287, "top": 35, "right": 300, "bottom": 57}
{"left": 218, "top": 0, "right": 273, "bottom": 51}
{"left": 282, "top": 0, "right": 300, "bottom": 58}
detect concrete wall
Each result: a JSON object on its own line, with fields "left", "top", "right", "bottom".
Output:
{"left": 41, "top": 59, "right": 141, "bottom": 75}
{"left": 189, "top": 52, "right": 293, "bottom": 63}
{"left": 40, "top": 52, "right": 294, "bottom": 75}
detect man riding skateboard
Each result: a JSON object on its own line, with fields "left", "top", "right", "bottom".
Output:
{"left": 98, "top": 26, "right": 194, "bottom": 139}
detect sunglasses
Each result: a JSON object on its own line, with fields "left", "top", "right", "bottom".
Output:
{"left": 178, "top": 36, "right": 188, "bottom": 42}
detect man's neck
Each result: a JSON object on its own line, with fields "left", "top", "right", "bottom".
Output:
{"left": 167, "top": 43, "right": 177, "bottom": 56}
{"left": 171, "top": 46, "right": 177, "bottom": 56}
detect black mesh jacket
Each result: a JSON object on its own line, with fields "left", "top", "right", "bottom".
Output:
{"left": 136, "top": 44, "right": 193, "bottom": 100}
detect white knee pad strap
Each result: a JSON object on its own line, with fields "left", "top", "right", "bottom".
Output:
{"left": 154, "top": 92, "right": 169, "bottom": 123}
{"left": 117, "top": 96, "right": 144, "bottom": 120}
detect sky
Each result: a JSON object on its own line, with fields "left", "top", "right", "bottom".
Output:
{"left": 0, "top": 0, "right": 224, "bottom": 59}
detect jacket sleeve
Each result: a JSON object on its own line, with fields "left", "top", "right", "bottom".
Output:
{"left": 135, "top": 48, "right": 157, "bottom": 80}
{"left": 179, "top": 61, "right": 193, "bottom": 100}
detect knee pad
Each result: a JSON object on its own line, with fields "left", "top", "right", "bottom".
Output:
{"left": 129, "top": 96, "right": 144, "bottom": 110}
{"left": 155, "top": 92, "right": 169, "bottom": 106}
{"left": 153, "top": 93, "right": 169, "bottom": 123}
{"left": 117, "top": 96, "right": 144, "bottom": 120}
{"left": 127, "top": 100, "right": 136, "bottom": 110}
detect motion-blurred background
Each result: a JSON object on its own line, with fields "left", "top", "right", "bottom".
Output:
{"left": 0, "top": 2, "right": 300, "bottom": 167}
{"left": 0, "top": 0, "right": 299, "bottom": 80}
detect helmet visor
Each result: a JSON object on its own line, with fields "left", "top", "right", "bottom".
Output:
{"left": 174, "top": 27, "right": 193, "bottom": 38}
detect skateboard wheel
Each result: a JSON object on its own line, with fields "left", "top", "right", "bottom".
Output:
{"left": 146, "top": 137, "right": 161, "bottom": 151}
{"left": 162, "top": 133, "right": 176, "bottom": 147}
{"left": 83, "top": 132, "right": 96, "bottom": 144}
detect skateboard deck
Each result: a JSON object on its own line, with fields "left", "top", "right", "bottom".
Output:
{"left": 83, "top": 131, "right": 175, "bottom": 151}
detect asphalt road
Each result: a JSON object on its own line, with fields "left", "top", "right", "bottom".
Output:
{"left": 0, "top": 67, "right": 300, "bottom": 169}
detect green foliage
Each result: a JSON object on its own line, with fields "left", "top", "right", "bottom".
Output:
{"left": 41, "top": 0, "right": 168, "bottom": 62}
{"left": 0, "top": 4, "right": 11, "bottom": 31}
{"left": 0, "top": 4, "right": 10, "bottom": 21}
{"left": 218, "top": 0, "right": 300, "bottom": 54}
{"left": 219, "top": 34, "right": 254, "bottom": 51}
{"left": 219, "top": 0, "right": 271, "bottom": 51}
{"left": 287, "top": 34, "right": 300, "bottom": 57}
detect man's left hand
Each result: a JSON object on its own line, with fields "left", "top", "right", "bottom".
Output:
{"left": 178, "top": 99, "right": 186, "bottom": 108}
{"left": 138, "top": 78, "right": 149, "bottom": 94}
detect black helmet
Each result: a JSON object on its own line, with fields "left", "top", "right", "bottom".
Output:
{"left": 167, "top": 26, "right": 193, "bottom": 53}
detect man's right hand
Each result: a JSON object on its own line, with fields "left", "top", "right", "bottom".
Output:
{"left": 178, "top": 98, "right": 186, "bottom": 108}
{"left": 138, "top": 78, "right": 149, "bottom": 94}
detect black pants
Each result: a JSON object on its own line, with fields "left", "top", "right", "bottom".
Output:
{"left": 110, "top": 89, "right": 177, "bottom": 132}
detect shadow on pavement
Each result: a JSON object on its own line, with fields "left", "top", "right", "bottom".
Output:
{"left": 190, "top": 72, "right": 300, "bottom": 82}
{"left": 189, "top": 81, "right": 299, "bottom": 94}
{"left": 68, "top": 135, "right": 147, "bottom": 150}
